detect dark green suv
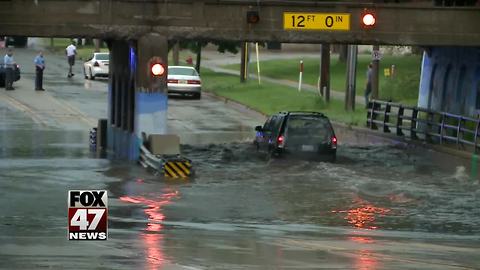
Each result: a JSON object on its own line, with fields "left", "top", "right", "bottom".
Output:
{"left": 254, "top": 111, "right": 337, "bottom": 161}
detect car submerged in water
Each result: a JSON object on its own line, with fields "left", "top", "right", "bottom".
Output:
{"left": 254, "top": 111, "right": 337, "bottom": 162}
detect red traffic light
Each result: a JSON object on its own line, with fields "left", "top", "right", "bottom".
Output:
{"left": 362, "top": 13, "right": 376, "bottom": 27}
{"left": 151, "top": 63, "right": 165, "bottom": 76}
{"left": 247, "top": 11, "right": 260, "bottom": 24}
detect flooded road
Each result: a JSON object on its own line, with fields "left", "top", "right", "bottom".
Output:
{"left": 0, "top": 46, "right": 479, "bottom": 269}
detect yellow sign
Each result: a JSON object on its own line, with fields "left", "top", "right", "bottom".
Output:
{"left": 283, "top": 12, "right": 350, "bottom": 31}
{"left": 384, "top": 68, "right": 391, "bottom": 77}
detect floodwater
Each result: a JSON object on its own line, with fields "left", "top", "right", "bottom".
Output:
{"left": 0, "top": 46, "right": 479, "bottom": 269}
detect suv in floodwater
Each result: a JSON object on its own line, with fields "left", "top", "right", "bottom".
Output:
{"left": 254, "top": 111, "right": 337, "bottom": 161}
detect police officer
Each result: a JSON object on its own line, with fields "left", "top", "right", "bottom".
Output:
{"left": 4, "top": 48, "right": 16, "bottom": 90}
{"left": 34, "top": 51, "right": 45, "bottom": 91}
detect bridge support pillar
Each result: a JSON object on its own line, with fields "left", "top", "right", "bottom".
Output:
{"left": 106, "top": 34, "right": 169, "bottom": 160}
{"left": 418, "top": 46, "right": 480, "bottom": 117}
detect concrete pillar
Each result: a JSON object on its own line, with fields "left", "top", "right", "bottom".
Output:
{"left": 107, "top": 40, "right": 136, "bottom": 159}
{"left": 135, "top": 33, "right": 169, "bottom": 146}
{"left": 106, "top": 34, "right": 168, "bottom": 160}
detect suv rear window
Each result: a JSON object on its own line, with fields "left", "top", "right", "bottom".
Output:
{"left": 286, "top": 115, "right": 332, "bottom": 138}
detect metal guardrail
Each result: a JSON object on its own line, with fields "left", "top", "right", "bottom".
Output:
{"left": 367, "top": 100, "right": 480, "bottom": 152}
{"left": 139, "top": 144, "right": 193, "bottom": 178}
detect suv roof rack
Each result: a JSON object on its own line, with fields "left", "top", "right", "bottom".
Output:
{"left": 278, "top": 111, "right": 326, "bottom": 117}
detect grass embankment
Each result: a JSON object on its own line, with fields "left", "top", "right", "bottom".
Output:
{"left": 224, "top": 54, "right": 422, "bottom": 106}
{"left": 201, "top": 69, "right": 366, "bottom": 126}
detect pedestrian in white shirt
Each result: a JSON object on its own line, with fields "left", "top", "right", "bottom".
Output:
{"left": 65, "top": 40, "right": 77, "bottom": 78}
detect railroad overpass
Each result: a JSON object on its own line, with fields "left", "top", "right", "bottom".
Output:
{"left": 1, "top": 0, "right": 479, "bottom": 159}
{"left": 1, "top": 0, "right": 480, "bottom": 45}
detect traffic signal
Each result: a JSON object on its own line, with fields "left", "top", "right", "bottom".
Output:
{"left": 361, "top": 11, "right": 376, "bottom": 29}
{"left": 247, "top": 11, "right": 260, "bottom": 24}
{"left": 151, "top": 63, "right": 165, "bottom": 77}
{"left": 148, "top": 56, "right": 167, "bottom": 91}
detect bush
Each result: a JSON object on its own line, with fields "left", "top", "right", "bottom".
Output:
{"left": 380, "top": 69, "right": 420, "bottom": 105}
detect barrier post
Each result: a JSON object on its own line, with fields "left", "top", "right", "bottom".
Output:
{"left": 298, "top": 60, "right": 303, "bottom": 92}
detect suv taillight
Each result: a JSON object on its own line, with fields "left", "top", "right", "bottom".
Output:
{"left": 93, "top": 61, "right": 100, "bottom": 67}
{"left": 277, "top": 135, "right": 285, "bottom": 148}
{"left": 331, "top": 136, "right": 337, "bottom": 149}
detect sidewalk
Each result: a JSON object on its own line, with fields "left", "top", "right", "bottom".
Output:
{"left": 202, "top": 50, "right": 366, "bottom": 106}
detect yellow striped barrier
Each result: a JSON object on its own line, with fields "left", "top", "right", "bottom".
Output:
{"left": 163, "top": 159, "right": 193, "bottom": 178}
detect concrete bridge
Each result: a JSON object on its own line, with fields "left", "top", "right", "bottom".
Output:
{"left": 1, "top": 0, "right": 480, "bottom": 45}
{"left": 2, "top": 0, "right": 480, "bottom": 159}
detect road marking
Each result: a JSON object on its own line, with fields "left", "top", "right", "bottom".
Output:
{"left": 1, "top": 94, "right": 47, "bottom": 126}
{"left": 43, "top": 93, "right": 97, "bottom": 126}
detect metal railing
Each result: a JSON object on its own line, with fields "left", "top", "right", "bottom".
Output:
{"left": 367, "top": 100, "right": 480, "bottom": 152}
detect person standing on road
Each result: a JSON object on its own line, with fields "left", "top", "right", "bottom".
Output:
{"left": 34, "top": 51, "right": 45, "bottom": 91}
{"left": 4, "top": 48, "right": 16, "bottom": 90}
{"left": 364, "top": 63, "right": 373, "bottom": 108}
{"left": 65, "top": 40, "right": 77, "bottom": 78}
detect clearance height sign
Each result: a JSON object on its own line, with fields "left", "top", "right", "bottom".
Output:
{"left": 283, "top": 12, "right": 350, "bottom": 31}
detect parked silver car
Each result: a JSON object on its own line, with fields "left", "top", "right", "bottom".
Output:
{"left": 167, "top": 66, "right": 202, "bottom": 99}
{"left": 83, "top": 52, "right": 109, "bottom": 80}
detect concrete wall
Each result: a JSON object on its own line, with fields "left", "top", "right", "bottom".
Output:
{"left": 418, "top": 46, "right": 480, "bottom": 117}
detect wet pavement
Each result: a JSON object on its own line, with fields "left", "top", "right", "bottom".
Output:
{"left": 0, "top": 46, "right": 479, "bottom": 269}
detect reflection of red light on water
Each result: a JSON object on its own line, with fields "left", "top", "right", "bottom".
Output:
{"left": 332, "top": 199, "right": 391, "bottom": 230}
{"left": 120, "top": 189, "right": 180, "bottom": 269}
{"left": 120, "top": 190, "right": 179, "bottom": 231}
{"left": 349, "top": 236, "right": 375, "bottom": 244}
{"left": 355, "top": 250, "right": 378, "bottom": 270}
{"left": 347, "top": 237, "right": 379, "bottom": 270}
{"left": 119, "top": 196, "right": 142, "bottom": 204}
{"left": 142, "top": 232, "right": 165, "bottom": 269}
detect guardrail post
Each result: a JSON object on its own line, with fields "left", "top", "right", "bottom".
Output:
{"left": 396, "top": 106, "right": 404, "bottom": 136}
{"left": 456, "top": 117, "right": 463, "bottom": 147}
{"left": 367, "top": 101, "right": 372, "bottom": 127}
{"left": 411, "top": 108, "right": 418, "bottom": 139}
{"left": 474, "top": 120, "right": 480, "bottom": 153}
{"left": 440, "top": 113, "right": 445, "bottom": 144}
{"left": 368, "top": 100, "right": 378, "bottom": 130}
{"left": 426, "top": 111, "right": 433, "bottom": 143}
{"left": 383, "top": 102, "right": 391, "bottom": 133}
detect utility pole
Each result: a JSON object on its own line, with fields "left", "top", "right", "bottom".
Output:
{"left": 372, "top": 45, "right": 380, "bottom": 99}
{"left": 240, "top": 42, "right": 249, "bottom": 83}
{"left": 94, "top": 39, "right": 101, "bottom": 52}
{"left": 172, "top": 41, "right": 180, "bottom": 66}
{"left": 320, "top": 43, "right": 331, "bottom": 102}
{"left": 344, "top": 45, "right": 358, "bottom": 111}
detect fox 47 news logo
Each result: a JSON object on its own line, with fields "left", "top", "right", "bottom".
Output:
{"left": 68, "top": 190, "right": 108, "bottom": 240}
